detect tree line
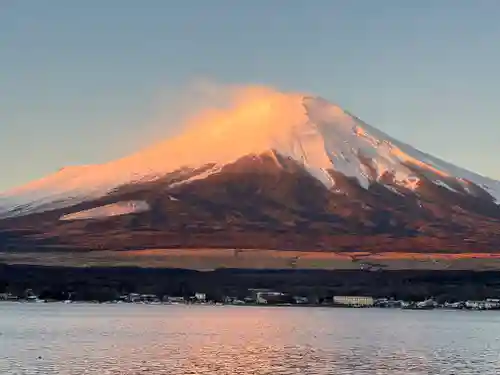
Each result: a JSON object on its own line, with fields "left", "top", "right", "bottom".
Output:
{"left": 1, "top": 264, "right": 499, "bottom": 303}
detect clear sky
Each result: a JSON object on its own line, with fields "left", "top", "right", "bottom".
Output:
{"left": 1, "top": 0, "right": 499, "bottom": 190}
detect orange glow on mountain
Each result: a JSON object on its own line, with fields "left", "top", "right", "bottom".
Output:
{"left": 1, "top": 86, "right": 310, "bottom": 205}
{"left": 391, "top": 148, "right": 449, "bottom": 178}
{"left": 125, "top": 86, "right": 308, "bottom": 171}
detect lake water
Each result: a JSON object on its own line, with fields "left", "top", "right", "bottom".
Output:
{"left": 1, "top": 303, "right": 500, "bottom": 374}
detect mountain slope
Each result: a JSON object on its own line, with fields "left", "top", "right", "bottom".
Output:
{"left": 1, "top": 92, "right": 499, "bottom": 218}
{"left": 1, "top": 91, "right": 500, "bottom": 254}
{"left": 1, "top": 151, "right": 500, "bottom": 253}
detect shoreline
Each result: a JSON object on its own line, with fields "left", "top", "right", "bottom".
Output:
{"left": 1, "top": 300, "right": 497, "bottom": 312}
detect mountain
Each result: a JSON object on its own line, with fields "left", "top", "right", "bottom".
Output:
{"left": 1, "top": 91, "right": 500, "bottom": 255}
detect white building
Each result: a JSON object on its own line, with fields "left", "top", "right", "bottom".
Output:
{"left": 195, "top": 293, "right": 206, "bottom": 302}
{"left": 333, "top": 296, "right": 374, "bottom": 307}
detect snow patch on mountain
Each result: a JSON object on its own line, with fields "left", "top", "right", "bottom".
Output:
{"left": 433, "top": 180, "right": 459, "bottom": 193}
{"left": 0, "top": 166, "right": 158, "bottom": 218}
{"left": 59, "top": 200, "right": 149, "bottom": 221}
{"left": 169, "top": 165, "right": 223, "bottom": 189}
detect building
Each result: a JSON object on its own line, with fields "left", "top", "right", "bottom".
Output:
{"left": 164, "top": 296, "right": 185, "bottom": 304}
{"left": 486, "top": 299, "right": 500, "bottom": 310}
{"left": 333, "top": 296, "right": 374, "bottom": 307}
{"left": 140, "top": 294, "right": 160, "bottom": 303}
{"left": 194, "top": 293, "right": 206, "bottom": 302}
{"left": 465, "top": 301, "right": 484, "bottom": 310}
{"left": 0, "top": 293, "right": 19, "bottom": 301}
{"left": 465, "top": 299, "right": 500, "bottom": 310}
{"left": 375, "top": 298, "right": 402, "bottom": 308}
{"left": 256, "top": 291, "right": 292, "bottom": 305}
{"left": 128, "top": 293, "right": 141, "bottom": 303}
{"left": 247, "top": 289, "right": 293, "bottom": 304}
{"left": 293, "top": 296, "right": 309, "bottom": 304}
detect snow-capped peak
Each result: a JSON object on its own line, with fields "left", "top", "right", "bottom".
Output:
{"left": 1, "top": 89, "right": 499, "bottom": 217}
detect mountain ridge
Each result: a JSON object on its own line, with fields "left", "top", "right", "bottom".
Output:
{"left": 1, "top": 91, "right": 500, "bottom": 258}
{"left": 1, "top": 93, "right": 499, "bottom": 218}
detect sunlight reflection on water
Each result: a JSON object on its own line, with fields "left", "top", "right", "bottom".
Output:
{"left": 1, "top": 303, "right": 500, "bottom": 374}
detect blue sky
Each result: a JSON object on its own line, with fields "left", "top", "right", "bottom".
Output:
{"left": 1, "top": 1, "right": 500, "bottom": 190}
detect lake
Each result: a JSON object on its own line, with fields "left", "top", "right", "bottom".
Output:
{"left": 1, "top": 303, "right": 499, "bottom": 374}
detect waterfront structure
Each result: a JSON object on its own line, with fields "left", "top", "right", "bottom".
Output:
{"left": 333, "top": 296, "right": 374, "bottom": 307}
{"left": 249, "top": 289, "right": 292, "bottom": 304}
{"left": 194, "top": 293, "right": 206, "bottom": 302}
{"left": 293, "top": 296, "right": 309, "bottom": 304}
{"left": 0, "top": 293, "right": 19, "bottom": 301}
{"left": 128, "top": 293, "right": 141, "bottom": 303}
{"left": 164, "top": 296, "right": 184, "bottom": 304}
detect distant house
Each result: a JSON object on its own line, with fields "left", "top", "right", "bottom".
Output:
{"left": 465, "top": 301, "right": 485, "bottom": 310}
{"left": 255, "top": 291, "right": 292, "bottom": 305}
{"left": 128, "top": 293, "right": 141, "bottom": 303}
{"left": 194, "top": 293, "right": 206, "bottom": 302}
{"left": 333, "top": 296, "right": 374, "bottom": 307}
{"left": 165, "top": 296, "right": 185, "bottom": 304}
{"left": 140, "top": 294, "right": 159, "bottom": 303}
{"left": 486, "top": 299, "right": 500, "bottom": 309}
{"left": 0, "top": 293, "right": 19, "bottom": 301}
{"left": 293, "top": 296, "right": 309, "bottom": 304}
{"left": 465, "top": 299, "right": 500, "bottom": 310}
{"left": 375, "top": 298, "right": 402, "bottom": 308}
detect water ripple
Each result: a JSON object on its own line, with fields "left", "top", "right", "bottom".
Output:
{"left": 1, "top": 304, "right": 500, "bottom": 374}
